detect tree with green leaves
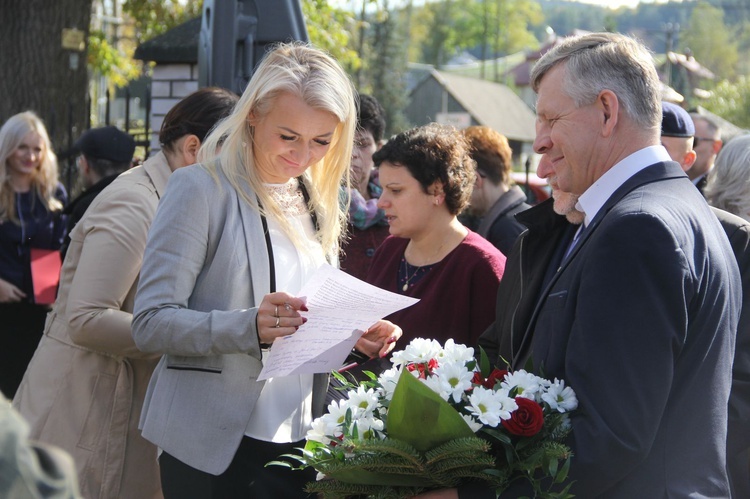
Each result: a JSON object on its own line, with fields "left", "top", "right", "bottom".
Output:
{"left": 703, "top": 77, "right": 750, "bottom": 129}
{"left": 412, "top": 0, "right": 541, "bottom": 75}
{"left": 303, "top": 0, "right": 361, "bottom": 73}
{"left": 681, "top": 1, "right": 738, "bottom": 81}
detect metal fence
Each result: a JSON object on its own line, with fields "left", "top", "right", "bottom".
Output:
{"left": 57, "top": 85, "right": 152, "bottom": 195}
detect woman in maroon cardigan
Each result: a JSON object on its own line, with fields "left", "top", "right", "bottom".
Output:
{"left": 366, "top": 123, "right": 506, "bottom": 349}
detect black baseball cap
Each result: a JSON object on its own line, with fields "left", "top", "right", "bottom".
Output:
{"left": 74, "top": 126, "right": 135, "bottom": 163}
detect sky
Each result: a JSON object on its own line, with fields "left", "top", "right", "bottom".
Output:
{"left": 331, "top": 0, "right": 681, "bottom": 11}
{"left": 574, "top": 0, "right": 676, "bottom": 9}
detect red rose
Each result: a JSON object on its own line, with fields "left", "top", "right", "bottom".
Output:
{"left": 502, "top": 397, "right": 544, "bottom": 437}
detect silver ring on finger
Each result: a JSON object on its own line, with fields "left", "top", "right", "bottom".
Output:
{"left": 274, "top": 316, "right": 280, "bottom": 328}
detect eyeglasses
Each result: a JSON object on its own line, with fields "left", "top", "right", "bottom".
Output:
{"left": 694, "top": 137, "right": 718, "bottom": 145}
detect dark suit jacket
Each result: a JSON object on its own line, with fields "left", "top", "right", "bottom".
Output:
{"left": 474, "top": 161, "right": 740, "bottom": 498}
{"left": 712, "top": 207, "right": 750, "bottom": 499}
{"left": 476, "top": 185, "right": 531, "bottom": 256}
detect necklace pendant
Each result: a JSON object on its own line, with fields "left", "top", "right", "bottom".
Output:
{"left": 402, "top": 283, "right": 409, "bottom": 292}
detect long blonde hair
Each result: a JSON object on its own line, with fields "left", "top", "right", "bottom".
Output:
{"left": 198, "top": 42, "right": 356, "bottom": 257}
{"left": 0, "top": 111, "right": 62, "bottom": 223}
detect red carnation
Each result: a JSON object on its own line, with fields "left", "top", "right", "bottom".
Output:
{"left": 472, "top": 368, "right": 508, "bottom": 389}
{"left": 484, "top": 368, "right": 508, "bottom": 389}
{"left": 502, "top": 397, "right": 544, "bottom": 437}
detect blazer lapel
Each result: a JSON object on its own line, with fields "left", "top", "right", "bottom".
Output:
{"left": 233, "top": 172, "right": 271, "bottom": 306}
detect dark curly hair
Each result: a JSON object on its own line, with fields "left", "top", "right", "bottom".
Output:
{"left": 373, "top": 123, "right": 476, "bottom": 215}
{"left": 357, "top": 93, "right": 386, "bottom": 143}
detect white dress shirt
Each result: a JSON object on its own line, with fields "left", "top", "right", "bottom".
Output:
{"left": 576, "top": 145, "right": 672, "bottom": 225}
{"left": 245, "top": 179, "right": 327, "bottom": 443}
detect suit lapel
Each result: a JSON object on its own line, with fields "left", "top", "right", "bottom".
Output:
{"left": 512, "top": 161, "right": 686, "bottom": 370}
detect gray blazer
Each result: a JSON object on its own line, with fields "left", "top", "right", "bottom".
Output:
{"left": 132, "top": 163, "right": 329, "bottom": 475}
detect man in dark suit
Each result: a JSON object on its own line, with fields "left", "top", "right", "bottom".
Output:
{"left": 660, "top": 101, "right": 750, "bottom": 499}
{"left": 416, "top": 32, "right": 741, "bottom": 499}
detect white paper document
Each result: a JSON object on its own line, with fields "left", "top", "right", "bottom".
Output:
{"left": 258, "top": 264, "right": 419, "bottom": 380}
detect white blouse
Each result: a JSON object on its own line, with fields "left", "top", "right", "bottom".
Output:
{"left": 245, "top": 178, "right": 327, "bottom": 443}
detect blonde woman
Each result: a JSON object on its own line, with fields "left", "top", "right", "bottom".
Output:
{"left": 13, "top": 88, "right": 239, "bottom": 499}
{"left": 0, "top": 111, "right": 66, "bottom": 398}
{"left": 132, "top": 43, "right": 402, "bottom": 498}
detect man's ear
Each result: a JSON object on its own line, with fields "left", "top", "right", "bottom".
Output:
{"left": 712, "top": 140, "right": 723, "bottom": 155}
{"left": 180, "top": 134, "right": 201, "bottom": 166}
{"left": 597, "top": 90, "right": 620, "bottom": 137}
{"left": 683, "top": 149, "right": 697, "bottom": 171}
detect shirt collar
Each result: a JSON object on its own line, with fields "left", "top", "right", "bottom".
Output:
{"left": 692, "top": 172, "right": 707, "bottom": 186}
{"left": 576, "top": 145, "right": 671, "bottom": 226}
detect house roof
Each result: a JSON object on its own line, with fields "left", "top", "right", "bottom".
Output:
{"left": 507, "top": 30, "right": 590, "bottom": 87}
{"left": 134, "top": 17, "right": 200, "bottom": 63}
{"left": 665, "top": 51, "right": 715, "bottom": 80}
{"left": 429, "top": 70, "right": 536, "bottom": 142}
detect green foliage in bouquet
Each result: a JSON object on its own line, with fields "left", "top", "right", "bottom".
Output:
{"left": 270, "top": 338, "right": 578, "bottom": 498}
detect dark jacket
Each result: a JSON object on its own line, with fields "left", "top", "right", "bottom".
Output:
{"left": 61, "top": 174, "right": 120, "bottom": 259}
{"left": 477, "top": 197, "right": 572, "bottom": 367}
{"left": 473, "top": 162, "right": 739, "bottom": 498}
{"left": 712, "top": 206, "right": 750, "bottom": 499}
{"left": 476, "top": 185, "right": 531, "bottom": 256}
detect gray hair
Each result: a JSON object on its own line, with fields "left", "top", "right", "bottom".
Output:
{"left": 705, "top": 134, "right": 750, "bottom": 222}
{"left": 531, "top": 32, "right": 661, "bottom": 130}
{"left": 689, "top": 113, "right": 721, "bottom": 139}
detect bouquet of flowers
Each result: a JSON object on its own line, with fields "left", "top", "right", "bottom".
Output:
{"left": 272, "top": 338, "right": 578, "bottom": 498}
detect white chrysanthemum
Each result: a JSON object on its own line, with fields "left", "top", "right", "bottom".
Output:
{"left": 347, "top": 386, "right": 379, "bottom": 417}
{"left": 433, "top": 361, "right": 475, "bottom": 403}
{"left": 466, "top": 386, "right": 518, "bottom": 427}
{"left": 349, "top": 414, "right": 385, "bottom": 440}
{"left": 461, "top": 414, "right": 484, "bottom": 433}
{"left": 421, "top": 373, "right": 451, "bottom": 401}
{"left": 438, "top": 339, "right": 475, "bottom": 365}
{"left": 502, "top": 370, "right": 542, "bottom": 400}
{"left": 325, "top": 398, "right": 350, "bottom": 425}
{"left": 541, "top": 378, "right": 578, "bottom": 413}
{"left": 377, "top": 366, "right": 402, "bottom": 400}
{"left": 307, "top": 418, "right": 334, "bottom": 445}
{"left": 391, "top": 338, "right": 442, "bottom": 367}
